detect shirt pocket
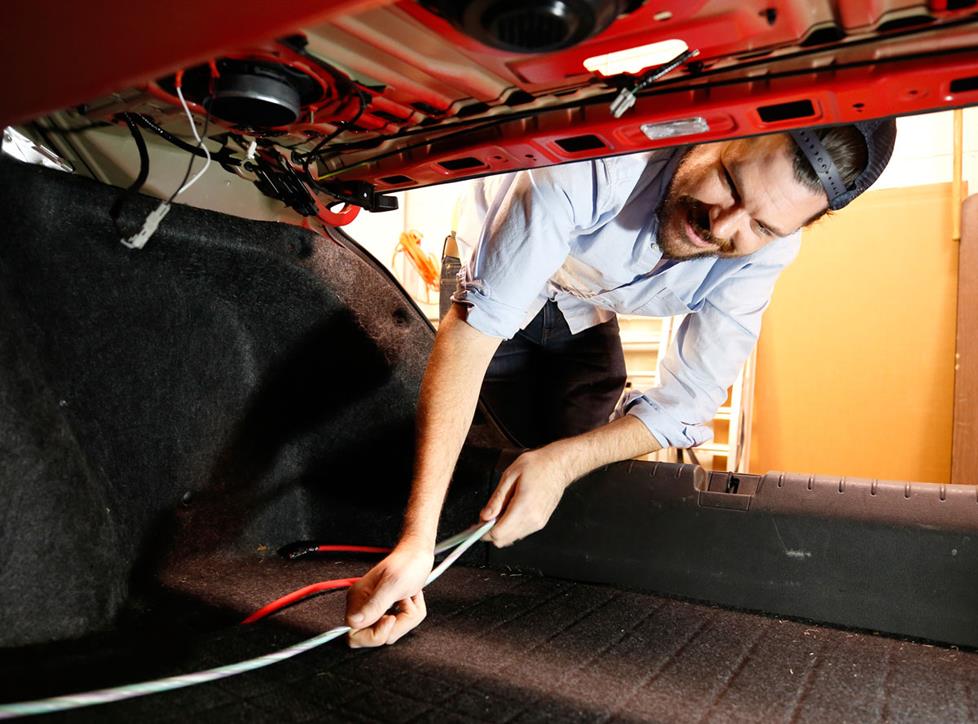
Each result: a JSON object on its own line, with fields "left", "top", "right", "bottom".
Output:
{"left": 629, "top": 287, "right": 693, "bottom": 317}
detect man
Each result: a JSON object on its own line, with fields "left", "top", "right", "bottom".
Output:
{"left": 345, "top": 121, "right": 897, "bottom": 647}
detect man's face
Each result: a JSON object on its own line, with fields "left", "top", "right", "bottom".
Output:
{"left": 657, "top": 134, "right": 829, "bottom": 260}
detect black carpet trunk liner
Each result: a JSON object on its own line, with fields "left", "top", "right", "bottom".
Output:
{"left": 2, "top": 553, "right": 976, "bottom": 723}
{"left": 2, "top": 155, "right": 975, "bottom": 723}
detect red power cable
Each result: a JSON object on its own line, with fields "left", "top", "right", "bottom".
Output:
{"left": 315, "top": 545, "right": 389, "bottom": 555}
{"left": 243, "top": 577, "right": 361, "bottom": 625}
{"left": 243, "top": 545, "right": 391, "bottom": 624}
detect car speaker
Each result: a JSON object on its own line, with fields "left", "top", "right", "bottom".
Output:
{"left": 421, "top": 0, "right": 644, "bottom": 53}
{"left": 205, "top": 67, "right": 302, "bottom": 128}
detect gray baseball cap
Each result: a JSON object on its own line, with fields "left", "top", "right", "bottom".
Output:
{"left": 790, "top": 118, "right": 897, "bottom": 210}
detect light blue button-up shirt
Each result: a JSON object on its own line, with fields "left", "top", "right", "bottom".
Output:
{"left": 453, "top": 147, "right": 801, "bottom": 449}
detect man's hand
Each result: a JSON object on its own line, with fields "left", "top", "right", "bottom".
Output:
{"left": 344, "top": 307, "right": 500, "bottom": 649}
{"left": 479, "top": 446, "right": 573, "bottom": 547}
{"left": 479, "top": 417, "right": 663, "bottom": 547}
{"left": 345, "top": 541, "right": 433, "bottom": 648}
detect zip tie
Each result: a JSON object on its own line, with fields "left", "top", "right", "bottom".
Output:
{"left": 0, "top": 519, "right": 495, "bottom": 719}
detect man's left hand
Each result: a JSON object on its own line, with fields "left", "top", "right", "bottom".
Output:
{"left": 479, "top": 446, "right": 572, "bottom": 547}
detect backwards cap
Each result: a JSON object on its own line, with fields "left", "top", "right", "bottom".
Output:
{"left": 789, "top": 118, "right": 897, "bottom": 210}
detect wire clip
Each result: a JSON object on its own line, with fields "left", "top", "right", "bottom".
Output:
{"left": 610, "top": 48, "right": 700, "bottom": 119}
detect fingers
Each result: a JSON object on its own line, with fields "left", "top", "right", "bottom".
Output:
{"left": 347, "top": 614, "right": 396, "bottom": 649}
{"left": 484, "top": 452, "right": 563, "bottom": 548}
{"left": 488, "top": 507, "right": 527, "bottom": 548}
{"left": 346, "top": 569, "right": 403, "bottom": 630}
{"left": 348, "top": 593, "right": 427, "bottom": 648}
{"left": 346, "top": 571, "right": 397, "bottom": 629}
{"left": 386, "top": 592, "right": 427, "bottom": 645}
{"left": 486, "top": 467, "right": 530, "bottom": 547}
{"left": 481, "top": 468, "right": 518, "bottom": 521}
{"left": 344, "top": 545, "right": 434, "bottom": 647}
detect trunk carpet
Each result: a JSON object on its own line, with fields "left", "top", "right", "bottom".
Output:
{"left": 2, "top": 553, "right": 976, "bottom": 723}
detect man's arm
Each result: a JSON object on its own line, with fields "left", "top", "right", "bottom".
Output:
{"left": 345, "top": 161, "right": 609, "bottom": 645}
{"left": 345, "top": 304, "right": 501, "bottom": 647}
{"left": 481, "top": 414, "right": 662, "bottom": 547}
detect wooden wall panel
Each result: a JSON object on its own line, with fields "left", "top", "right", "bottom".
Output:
{"left": 952, "top": 194, "right": 978, "bottom": 484}
{"left": 750, "top": 184, "right": 959, "bottom": 482}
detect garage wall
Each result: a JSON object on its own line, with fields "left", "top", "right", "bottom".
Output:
{"left": 748, "top": 111, "right": 973, "bottom": 483}
{"left": 346, "top": 181, "right": 467, "bottom": 320}
{"left": 873, "top": 109, "right": 978, "bottom": 192}
{"left": 749, "top": 182, "right": 960, "bottom": 482}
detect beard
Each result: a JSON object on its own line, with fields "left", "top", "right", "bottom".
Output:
{"left": 655, "top": 152, "right": 732, "bottom": 261}
{"left": 656, "top": 194, "right": 725, "bottom": 260}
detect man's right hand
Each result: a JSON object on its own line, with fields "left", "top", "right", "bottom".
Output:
{"left": 345, "top": 306, "right": 501, "bottom": 648}
{"left": 345, "top": 541, "right": 434, "bottom": 648}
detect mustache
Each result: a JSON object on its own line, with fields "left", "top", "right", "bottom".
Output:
{"left": 675, "top": 196, "right": 732, "bottom": 252}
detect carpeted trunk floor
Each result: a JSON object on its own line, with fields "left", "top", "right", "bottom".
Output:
{"left": 2, "top": 553, "right": 976, "bottom": 723}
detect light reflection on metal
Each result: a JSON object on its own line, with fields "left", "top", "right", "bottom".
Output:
{"left": 2, "top": 127, "right": 73, "bottom": 172}
{"left": 584, "top": 38, "right": 689, "bottom": 76}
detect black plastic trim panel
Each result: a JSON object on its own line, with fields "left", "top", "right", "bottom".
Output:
{"left": 489, "top": 461, "right": 978, "bottom": 647}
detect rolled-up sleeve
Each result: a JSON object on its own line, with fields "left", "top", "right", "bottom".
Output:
{"left": 618, "top": 235, "right": 801, "bottom": 448}
{"left": 453, "top": 161, "right": 611, "bottom": 339}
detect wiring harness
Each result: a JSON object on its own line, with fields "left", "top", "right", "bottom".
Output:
{"left": 116, "top": 71, "right": 213, "bottom": 250}
{"left": 0, "top": 519, "right": 494, "bottom": 720}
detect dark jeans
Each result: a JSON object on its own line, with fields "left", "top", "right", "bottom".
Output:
{"left": 481, "top": 300, "right": 627, "bottom": 449}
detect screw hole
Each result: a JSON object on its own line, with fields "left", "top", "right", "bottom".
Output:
{"left": 393, "top": 307, "right": 411, "bottom": 326}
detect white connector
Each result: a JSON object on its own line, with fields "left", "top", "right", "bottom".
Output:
{"left": 608, "top": 47, "right": 699, "bottom": 119}
{"left": 610, "top": 88, "right": 637, "bottom": 119}
{"left": 121, "top": 201, "right": 171, "bottom": 250}
{"left": 121, "top": 85, "right": 210, "bottom": 251}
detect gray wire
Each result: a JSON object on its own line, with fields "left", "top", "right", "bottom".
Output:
{"left": 427, "top": 519, "right": 495, "bottom": 585}
{"left": 432, "top": 519, "right": 493, "bottom": 555}
{"left": 0, "top": 519, "right": 496, "bottom": 720}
